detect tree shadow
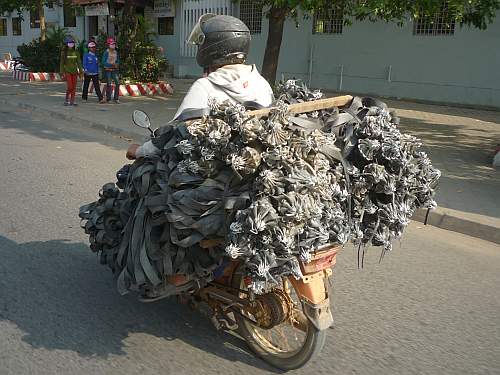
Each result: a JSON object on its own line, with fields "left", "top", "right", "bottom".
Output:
{"left": 383, "top": 99, "right": 500, "bottom": 125}
{"left": 397, "top": 117, "right": 498, "bottom": 179}
{"left": 0, "top": 235, "right": 278, "bottom": 372}
{"left": 396, "top": 114, "right": 499, "bottom": 218}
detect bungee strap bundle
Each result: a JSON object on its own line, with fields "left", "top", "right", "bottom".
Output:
{"left": 79, "top": 80, "right": 440, "bottom": 295}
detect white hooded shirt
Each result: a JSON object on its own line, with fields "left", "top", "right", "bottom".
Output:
{"left": 137, "top": 64, "right": 274, "bottom": 157}
{"left": 173, "top": 64, "right": 274, "bottom": 120}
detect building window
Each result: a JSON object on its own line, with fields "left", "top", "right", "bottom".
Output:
{"left": 239, "top": 0, "right": 262, "bottom": 34}
{"left": 313, "top": 5, "right": 344, "bottom": 34}
{"left": 88, "top": 16, "right": 98, "bottom": 37}
{"left": 12, "top": 17, "right": 22, "bottom": 36}
{"left": 64, "top": 2, "right": 77, "bottom": 28}
{"left": 0, "top": 19, "right": 7, "bottom": 36}
{"left": 30, "top": 9, "right": 40, "bottom": 29}
{"left": 158, "top": 17, "right": 174, "bottom": 35}
{"left": 413, "top": 3, "right": 455, "bottom": 36}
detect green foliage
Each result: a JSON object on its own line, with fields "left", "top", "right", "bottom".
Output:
{"left": 135, "top": 46, "right": 168, "bottom": 82}
{"left": 254, "top": 0, "right": 499, "bottom": 83}
{"left": 95, "top": 31, "right": 109, "bottom": 64}
{"left": 17, "top": 25, "right": 71, "bottom": 72}
{"left": 255, "top": 0, "right": 500, "bottom": 29}
{"left": 46, "top": 25, "right": 69, "bottom": 46}
{"left": 77, "top": 39, "right": 86, "bottom": 60}
{"left": 114, "top": 14, "right": 168, "bottom": 83}
{"left": 0, "top": 0, "right": 55, "bottom": 14}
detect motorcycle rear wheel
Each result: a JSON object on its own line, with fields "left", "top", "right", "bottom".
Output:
{"left": 232, "top": 273, "right": 327, "bottom": 371}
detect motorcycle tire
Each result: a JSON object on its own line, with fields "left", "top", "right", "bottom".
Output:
{"left": 232, "top": 272, "right": 327, "bottom": 371}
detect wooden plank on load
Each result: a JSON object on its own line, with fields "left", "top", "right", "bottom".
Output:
{"left": 247, "top": 95, "right": 353, "bottom": 118}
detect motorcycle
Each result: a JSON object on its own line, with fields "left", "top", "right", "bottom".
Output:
{"left": 12, "top": 57, "right": 29, "bottom": 72}
{"left": 116, "top": 96, "right": 351, "bottom": 370}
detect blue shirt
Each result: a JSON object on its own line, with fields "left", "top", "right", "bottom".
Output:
{"left": 83, "top": 52, "right": 99, "bottom": 75}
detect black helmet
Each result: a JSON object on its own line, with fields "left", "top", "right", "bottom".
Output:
{"left": 188, "top": 14, "right": 251, "bottom": 68}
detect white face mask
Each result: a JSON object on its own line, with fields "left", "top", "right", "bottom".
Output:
{"left": 67, "top": 43, "right": 75, "bottom": 48}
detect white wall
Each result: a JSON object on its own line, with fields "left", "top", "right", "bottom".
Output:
{"left": 0, "top": 6, "right": 85, "bottom": 58}
{"left": 164, "top": 3, "right": 500, "bottom": 108}
{"left": 246, "top": 10, "right": 500, "bottom": 108}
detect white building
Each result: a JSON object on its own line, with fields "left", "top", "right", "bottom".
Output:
{"left": 148, "top": 0, "right": 500, "bottom": 108}
{"left": 0, "top": 2, "right": 117, "bottom": 58}
{"left": 1, "top": 1, "right": 499, "bottom": 108}
{"left": 0, "top": 4, "right": 85, "bottom": 57}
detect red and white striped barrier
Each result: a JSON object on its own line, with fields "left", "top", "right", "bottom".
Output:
{"left": 10, "top": 70, "right": 174, "bottom": 97}
{"left": 12, "top": 71, "right": 62, "bottom": 81}
{"left": 89, "top": 82, "right": 174, "bottom": 97}
{"left": 0, "top": 61, "right": 14, "bottom": 71}
{"left": 12, "top": 70, "right": 30, "bottom": 80}
{"left": 30, "top": 72, "right": 62, "bottom": 81}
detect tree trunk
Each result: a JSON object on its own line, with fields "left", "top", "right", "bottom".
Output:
{"left": 261, "top": 6, "right": 288, "bottom": 85}
{"left": 119, "top": 0, "right": 137, "bottom": 78}
{"left": 38, "top": 0, "right": 46, "bottom": 41}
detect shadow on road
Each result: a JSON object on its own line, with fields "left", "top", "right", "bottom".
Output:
{"left": 0, "top": 108, "right": 133, "bottom": 153}
{"left": 0, "top": 235, "right": 279, "bottom": 372}
{"left": 397, "top": 114, "right": 499, "bottom": 218}
{"left": 398, "top": 116, "right": 498, "bottom": 180}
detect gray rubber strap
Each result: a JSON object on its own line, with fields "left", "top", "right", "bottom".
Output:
{"left": 79, "top": 96, "right": 385, "bottom": 295}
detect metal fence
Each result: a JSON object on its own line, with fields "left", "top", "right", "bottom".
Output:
{"left": 179, "top": 0, "right": 237, "bottom": 58}
{"left": 413, "top": 3, "right": 455, "bottom": 36}
{"left": 239, "top": 0, "right": 263, "bottom": 34}
{"left": 312, "top": 5, "right": 344, "bottom": 34}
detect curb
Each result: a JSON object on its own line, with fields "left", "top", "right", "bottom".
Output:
{"left": 2, "top": 95, "right": 499, "bottom": 245}
{"left": 10, "top": 71, "right": 174, "bottom": 97}
{"left": 12, "top": 71, "right": 62, "bottom": 81}
{"left": 0, "top": 61, "right": 13, "bottom": 71}
{"left": 12, "top": 70, "right": 30, "bottom": 80}
{"left": 31, "top": 72, "right": 62, "bottom": 81}
{"left": 412, "top": 208, "right": 500, "bottom": 244}
{"left": 89, "top": 82, "right": 174, "bottom": 97}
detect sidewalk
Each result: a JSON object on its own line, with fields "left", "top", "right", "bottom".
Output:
{"left": 1, "top": 71, "right": 499, "bottom": 244}
{"left": 0, "top": 71, "right": 194, "bottom": 140}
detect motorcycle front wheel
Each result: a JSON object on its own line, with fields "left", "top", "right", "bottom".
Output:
{"left": 232, "top": 273, "right": 327, "bottom": 371}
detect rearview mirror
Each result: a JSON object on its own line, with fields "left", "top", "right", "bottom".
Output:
{"left": 132, "top": 110, "right": 151, "bottom": 129}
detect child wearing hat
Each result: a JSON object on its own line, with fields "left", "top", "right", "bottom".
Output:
{"left": 82, "top": 41, "right": 105, "bottom": 103}
{"left": 60, "top": 37, "right": 83, "bottom": 106}
{"left": 102, "top": 37, "right": 121, "bottom": 104}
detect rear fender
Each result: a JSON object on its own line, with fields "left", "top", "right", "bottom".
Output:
{"left": 289, "top": 269, "right": 333, "bottom": 330}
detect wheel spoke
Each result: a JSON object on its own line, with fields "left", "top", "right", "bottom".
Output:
{"left": 243, "top": 277, "right": 308, "bottom": 354}
{"left": 291, "top": 309, "right": 308, "bottom": 332}
{"left": 234, "top": 271, "right": 327, "bottom": 369}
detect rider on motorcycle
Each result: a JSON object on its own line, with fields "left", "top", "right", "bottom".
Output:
{"left": 127, "top": 13, "right": 274, "bottom": 160}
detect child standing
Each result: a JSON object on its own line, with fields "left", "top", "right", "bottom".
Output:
{"left": 82, "top": 41, "right": 105, "bottom": 103}
{"left": 102, "top": 37, "right": 121, "bottom": 104}
{"left": 60, "top": 37, "right": 83, "bottom": 106}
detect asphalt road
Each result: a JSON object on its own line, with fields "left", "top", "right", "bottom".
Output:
{"left": 0, "top": 108, "right": 499, "bottom": 375}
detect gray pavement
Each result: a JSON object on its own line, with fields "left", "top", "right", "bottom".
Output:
{"left": 1, "top": 109, "right": 499, "bottom": 375}
{"left": 0, "top": 71, "right": 193, "bottom": 140}
{"left": 0, "top": 70, "right": 499, "bottom": 243}
{"left": 385, "top": 99, "right": 500, "bottom": 244}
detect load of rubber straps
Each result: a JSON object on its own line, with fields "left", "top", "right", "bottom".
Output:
{"left": 79, "top": 80, "right": 440, "bottom": 295}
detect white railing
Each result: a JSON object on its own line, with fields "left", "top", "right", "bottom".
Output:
{"left": 179, "top": 0, "right": 237, "bottom": 58}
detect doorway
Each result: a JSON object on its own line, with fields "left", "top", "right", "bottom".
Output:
{"left": 88, "top": 16, "right": 98, "bottom": 38}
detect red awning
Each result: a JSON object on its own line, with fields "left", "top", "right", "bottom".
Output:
{"left": 71, "top": 0, "right": 148, "bottom": 5}
{"left": 71, "top": 0, "right": 114, "bottom": 5}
